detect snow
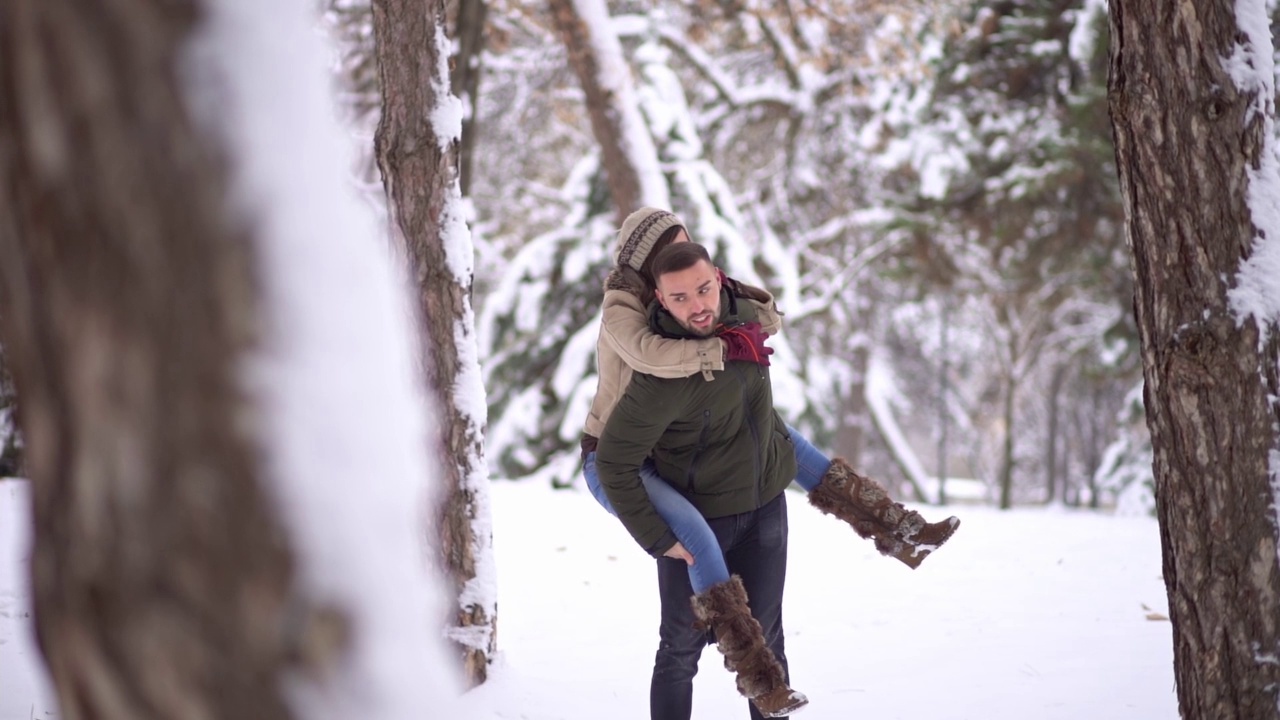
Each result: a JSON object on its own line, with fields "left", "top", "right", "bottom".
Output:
{"left": 1068, "top": 0, "right": 1108, "bottom": 66}
{"left": 430, "top": 21, "right": 465, "bottom": 152}
{"left": 2, "top": 477, "right": 1177, "bottom": 719}
{"left": 184, "top": 0, "right": 459, "bottom": 717}
{"left": 0, "top": 480, "right": 55, "bottom": 720}
{"left": 1227, "top": 0, "right": 1280, "bottom": 338}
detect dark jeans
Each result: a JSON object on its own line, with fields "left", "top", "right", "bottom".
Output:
{"left": 650, "top": 492, "right": 791, "bottom": 720}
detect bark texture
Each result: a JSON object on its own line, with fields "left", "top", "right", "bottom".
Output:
{"left": 371, "top": 0, "right": 495, "bottom": 687}
{"left": 547, "top": 0, "right": 645, "bottom": 221}
{"left": 1108, "top": 1, "right": 1280, "bottom": 717}
{"left": 0, "top": 1, "right": 325, "bottom": 718}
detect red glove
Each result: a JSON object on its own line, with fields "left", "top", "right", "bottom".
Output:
{"left": 719, "top": 322, "right": 773, "bottom": 367}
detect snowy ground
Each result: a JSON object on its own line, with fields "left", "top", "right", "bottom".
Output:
{"left": 2, "top": 477, "right": 1176, "bottom": 720}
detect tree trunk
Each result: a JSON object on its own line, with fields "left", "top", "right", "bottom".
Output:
{"left": 547, "top": 0, "right": 652, "bottom": 221}
{"left": 1044, "top": 363, "right": 1067, "bottom": 504}
{"left": 450, "top": 0, "right": 487, "bottom": 197}
{"left": 835, "top": 344, "right": 869, "bottom": 469}
{"left": 1108, "top": 0, "right": 1280, "bottom": 716}
{"left": 371, "top": 0, "right": 496, "bottom": 687}
{"left": 998, "top": 366, "right": 1016, "bottom": 510}
{"left": 0, "top": 347, "right": 22, "bottom": 477}
{"left": 0, "top": 1, "right": 305, "bottom": 717}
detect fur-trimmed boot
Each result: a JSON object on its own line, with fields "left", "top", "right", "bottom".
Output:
{"left": 691, "top": 576, "right": 809, "bottom": 718}
{"left": 808, "top": 457, "right": 960, "bottom": 569}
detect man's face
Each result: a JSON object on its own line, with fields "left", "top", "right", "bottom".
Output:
{"left": 655, "top": 259, "right": 721, "bottom": 336}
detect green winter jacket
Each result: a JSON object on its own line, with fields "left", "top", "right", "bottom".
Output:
{"left": 595, "top": 288, "right": 798, "bottom": 557}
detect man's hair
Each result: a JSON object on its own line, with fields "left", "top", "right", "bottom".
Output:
{"left": 651, "top": 241, "right": 713, "bottom": 283}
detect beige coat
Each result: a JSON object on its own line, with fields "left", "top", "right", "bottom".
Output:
{"left": 582, "top": 273, "right": 782, "bottom": 441}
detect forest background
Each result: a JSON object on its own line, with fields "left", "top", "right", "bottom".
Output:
{"left": 313, "top": 0, "right": 1190, "bottom": 511}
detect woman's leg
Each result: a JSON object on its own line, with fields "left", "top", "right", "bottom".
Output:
{"left": 637, "top": 462, "right": 731, "bottom": 594}
{"left": 786, "top": 425, "right": 831, "bottom": 492}
{"left": 582, "top": 452, "right": 730, "bottom": 594}
{"left": 582, "top": 451, "right": 617, "bottom": 513}
{"left": 786, "top": 426, "right": 961, "bottom": 568}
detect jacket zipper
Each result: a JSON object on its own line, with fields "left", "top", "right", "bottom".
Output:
{"left": 732, "top": 365, "right": 762, "bottom": 508}
{"left": 687, "top": 409, "right": 711, "bottom": 493}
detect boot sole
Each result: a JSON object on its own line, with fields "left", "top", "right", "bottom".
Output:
{"left": 756, "top": 690, "right": 810, "bottom": 717}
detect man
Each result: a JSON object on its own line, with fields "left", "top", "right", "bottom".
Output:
{"left": 595, "top": 241, "right": 806, "bottom": 720}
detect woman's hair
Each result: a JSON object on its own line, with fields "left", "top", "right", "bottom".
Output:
{"left": 650, "top": 242, "right": 713, "bottom": 285}
{"left": 638, "top": 225, "right": 687, "bottom": 286}
{"left": 634, "top": 224, "right": 687, "bottom": 304}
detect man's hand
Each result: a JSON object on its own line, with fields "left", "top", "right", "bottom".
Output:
{"left": 663, "top": 542, "right": 695, "bottom": 566}
{"left": 719, "top": 321, "right": 773, "bottom": 367}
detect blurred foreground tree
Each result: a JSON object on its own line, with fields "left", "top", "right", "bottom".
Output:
{"left": 0, "top": 0, "right": 457, "bottom": 716}
{"left": 0, "top": 1, "right": 299, "bottom": 716}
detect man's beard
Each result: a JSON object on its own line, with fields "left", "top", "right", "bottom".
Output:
{"left": 677, "top": 308, "right": 719, "bottom": 336}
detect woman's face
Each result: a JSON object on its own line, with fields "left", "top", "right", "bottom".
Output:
{"left": 672, "top": 228, "right": 690, "bottom": 244}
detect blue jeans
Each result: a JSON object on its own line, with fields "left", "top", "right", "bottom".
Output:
{"left": 652, "top": 493, "right": 791, "bottom": 720}
{"left": 582, "top": 426, "right": 828, "bottom": 594}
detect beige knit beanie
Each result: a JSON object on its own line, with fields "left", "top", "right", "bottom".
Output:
{"left": 614, "top": 207, "right": 685, "bottom": 272}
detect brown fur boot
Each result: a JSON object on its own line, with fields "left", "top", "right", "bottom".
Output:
{"left": 808, "top": 457, "right": 960, "bottom": 569}
{"left": 691, "top": 576, "right": 809, "bottom": 718}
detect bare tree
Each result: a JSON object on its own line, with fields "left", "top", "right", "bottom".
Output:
{"left": 1108, "top": 0, "right": 1280, "bottom": 716}
{"left": 0, "top": 2, "right": 302, "bottom": 717}
{"left": 371, "top": 0, "right": 497, "bottom": 687}
{"left": 546, "top": 0, "right": 667, "bottom": 220}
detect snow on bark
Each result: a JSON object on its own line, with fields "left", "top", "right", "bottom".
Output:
{"left": 1225, "top": 0, "right": 1280, "bottom": 543}
{"left": 189, "top": 0, "right": 458, "bottom": 716}
{"left": 1226, "top": 0, "right": 1280, "bottom": 338}
{"left": 428, "top": 17, "right": 498, "bottom": 659}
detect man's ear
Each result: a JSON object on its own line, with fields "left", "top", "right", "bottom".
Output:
{"left": 654, "top": 287, "right": 668, "bottom": 310}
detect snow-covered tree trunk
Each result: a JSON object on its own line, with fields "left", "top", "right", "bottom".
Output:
{"left": 1108, "top": 0, "right": 1280, "bottom": 715}
{"left": 547, "top": 0, "right": 668, "bottom": 218}
{"left": 371, "top": 0, "right": 497, "bottom": 686}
